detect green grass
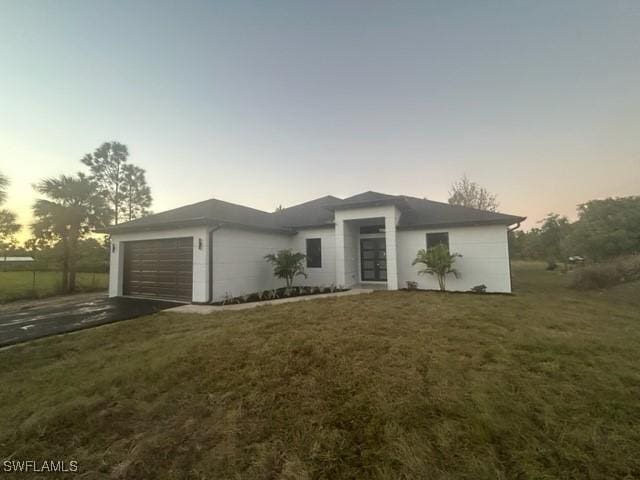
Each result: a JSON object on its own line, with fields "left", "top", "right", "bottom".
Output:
{"left": 0, "top": 271, "right": 108, "bottom": 303}
{"left": 1, "top": 264, "right": 639, "bottom": 479}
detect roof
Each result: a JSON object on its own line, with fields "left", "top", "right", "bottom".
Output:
{"left": 97, "top": 198, "right": 289, "bottom": 234}
{"left": 272, "top": 195, "right": 342, "bottom": 228}
{"left": 0, "top": 256, "right": 34, "bottom": 262}
{"left": 327, "top": 191, "right": 408, "bottom": 211}
{"left": 396, "top": 196, "right": 525, "bottom": 229}
{"left": 101, "top": 191, "right": 525, "bottom": 234}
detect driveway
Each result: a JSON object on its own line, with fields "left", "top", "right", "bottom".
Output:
{"left": 0, "top": 293, "right": 178, "bottom": 348}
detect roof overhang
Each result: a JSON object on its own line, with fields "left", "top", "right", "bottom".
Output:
{"left": 95, "top": 217, "right": 296, "bottom": 236}
{"left": 397, "top": 217, "right": 527, "bottom": 231}
{"left": 95, "top": 217, "right": 219, "bottom": 235}
{"left": 326, "top": 198, "right": 411, "bottom": 212}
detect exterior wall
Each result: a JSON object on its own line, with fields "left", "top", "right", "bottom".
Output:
{"left": 107, "top": 214, "right": 513, "bottom": 302}
{"left": 210, "top": 227, "right": 291, "bottom": 301}
{"left": 343, "top": 222, "right": 359, "bottom": 287}
{"left": 384, "top": 208, "right": 399, "bottom": 289}
{"left": 108, "top": 226, "right": 211, "bottom": 302}
{"left": 397, "top": 225, "right": 512, "bottom": 293}
{"left": 290, "top": 227, "right": 337, "bottom": 287}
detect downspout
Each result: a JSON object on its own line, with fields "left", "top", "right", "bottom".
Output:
{"left": 507, "top": 222, "right": 522, "bottom": 293}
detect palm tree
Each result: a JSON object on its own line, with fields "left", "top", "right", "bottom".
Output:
{"left": 0, "top": 210, "right": 21, "bottom": 260}
{"left": 0, "top": 171, "right": 21, "bottom": 260}
{"left": 0, "top": 171, "right": 8, "bottom": 205}
{"left": 264, "top": 249, "right": 308, "bottom": 288}
{"left": 32, "top": 173, "right": 109, "bottom": 293}
{"left": 412, "top": 244, "right": 462, "bottom": 291}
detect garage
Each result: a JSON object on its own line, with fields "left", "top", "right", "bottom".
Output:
{"left": 123, "top": 237, "right": 193, "bottom": 302}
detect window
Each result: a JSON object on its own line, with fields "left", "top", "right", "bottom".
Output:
{"left": 360, "top": 225, "right": 385, "bottom": 234}
{"left": 426, "top": 232, "right": 449, "bottom": 251}
{"left": 306, "top": 238, "right": 322, "bottom": 268}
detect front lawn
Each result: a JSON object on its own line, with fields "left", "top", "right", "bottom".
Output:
{"left": 0, "top": 271, "right": 108, "bottom": 303}
{"left": 1, "top": 263, "right": 639, "bottom": 479}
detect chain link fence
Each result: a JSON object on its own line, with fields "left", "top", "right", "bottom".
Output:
{"left": 0, "top": 263, "right": 109, "bottom": 304}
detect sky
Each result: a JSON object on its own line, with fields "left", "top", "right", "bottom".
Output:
{"left": 1, "top": 0, "right": 639, "bottom": 240}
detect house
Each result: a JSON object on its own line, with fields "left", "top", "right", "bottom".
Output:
{"left": 101, "top": 191, "right": 525, "bottom": 302}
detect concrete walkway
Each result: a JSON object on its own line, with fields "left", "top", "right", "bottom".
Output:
{"left": 166, "top": 288, "right": 375, "bottom": 314}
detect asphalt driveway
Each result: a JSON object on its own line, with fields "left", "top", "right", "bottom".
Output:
{"left": 0, "top": 293, "right": 178, "bottom": 348}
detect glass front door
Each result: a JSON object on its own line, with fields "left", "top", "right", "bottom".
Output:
{"left": 360, "top": 238, "right": 387, "bottom": 282}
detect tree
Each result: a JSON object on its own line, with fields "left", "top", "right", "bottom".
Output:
{"left": 448, "top": 175, "right": 499, "bottom": 212}
{"left": 31, "top": 173, "right": 110, "bottom": 293}
{"left": 75, "top": 238, "right": 109, "bottom": 272}
{"left": 570, "top": 196, "right": 640, "bottom": 261}
{"left": 0, "top": 171, "right": 21, "bottom": 259}
{"left": 81, "top": 141, "right": 129, "bottom": 225}
{"left": 538, "top": 213, "right": 572, "bottom": 268}
{"left": 121, "top": 164, "right": 152, "bottom": 222}
{"left": 412, "top": 244, "right": 462, "bottom": 291}
{"left": 0, "top": 171, "right": 8, "bottom": 205}
{"left": 0, "top": 210, "right": 21, "bottom": 259}
{"left": 509, "top": 228, "right": 545, "bottom": 260}
{"left": 264, "top": 249, "right": 308, "bottom": 288}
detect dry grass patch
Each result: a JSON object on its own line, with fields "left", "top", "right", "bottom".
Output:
{"left": 1, "top": 263, "right": 639, "bottom": 479}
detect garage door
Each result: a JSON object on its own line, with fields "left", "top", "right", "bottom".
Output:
{"left": 123, "top": 237, "right": 193, "bottom": 302}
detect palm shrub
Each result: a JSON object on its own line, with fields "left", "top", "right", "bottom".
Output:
{"left": 264, "top": 249, "right": 308, "bottom": 288}
{"left": 412, "top": 244, "right": 462, "bottom": 291}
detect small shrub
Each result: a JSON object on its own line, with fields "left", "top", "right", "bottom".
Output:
{"left": 546, "top": 260, "right": 558, "bottom": 271}
{"left": 221, "top": 292, "right": 237, "bottom": 305}
{"left": 264, "top": 249, "right": 308, "bottom": 288}
{"left": 470, "top": 284, "right": 487, "bottom": 293}
{"left": 406, "top": 281, "right": 418, "bottom": 290}
{"left": 569, "top": 255, "right": 640, "bottom": 290}
{"left": 248, "top": 293, "right": 260, "bottom": 302}
{"left": 412, "top": 245, "right": 462, "bottom": 291}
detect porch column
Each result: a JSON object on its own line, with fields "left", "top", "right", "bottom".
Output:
{"left": 108, "top": 239, "right": 124, "bottom": 297}
{"left": 335, "top": 218, "right": 347, "bottom": 286}
{"left": 384, "top": 213, "right": 399, "bottom": 290}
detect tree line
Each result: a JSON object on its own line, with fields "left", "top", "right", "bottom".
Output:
{"left": 445, "top": 175, "right": 639, "bottom": 267}
{"left": 0, "top": 141, "right": 152, "bottom": 293}
{"left": 510, "top": 197, "right": 640, "bottom": 267}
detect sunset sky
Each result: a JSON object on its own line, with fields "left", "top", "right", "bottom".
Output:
{"left": 2, "top": 0, "right": 639, "bottom": 240}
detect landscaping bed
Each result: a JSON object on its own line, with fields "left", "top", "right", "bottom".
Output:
{"left": 213, "top": 285, "right": 349, "bottom": 305}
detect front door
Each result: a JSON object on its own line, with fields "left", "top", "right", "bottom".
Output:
{"left": 360, "top": 238, "right": 387, "bottom": 282}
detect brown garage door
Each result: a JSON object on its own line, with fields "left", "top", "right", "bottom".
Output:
{"left": 123, "top": 237, "right": 193, "bottom": 302}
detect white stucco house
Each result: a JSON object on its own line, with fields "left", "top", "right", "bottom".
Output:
{"left": 100, "top": 191, "right": 525, "bottom": 303}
